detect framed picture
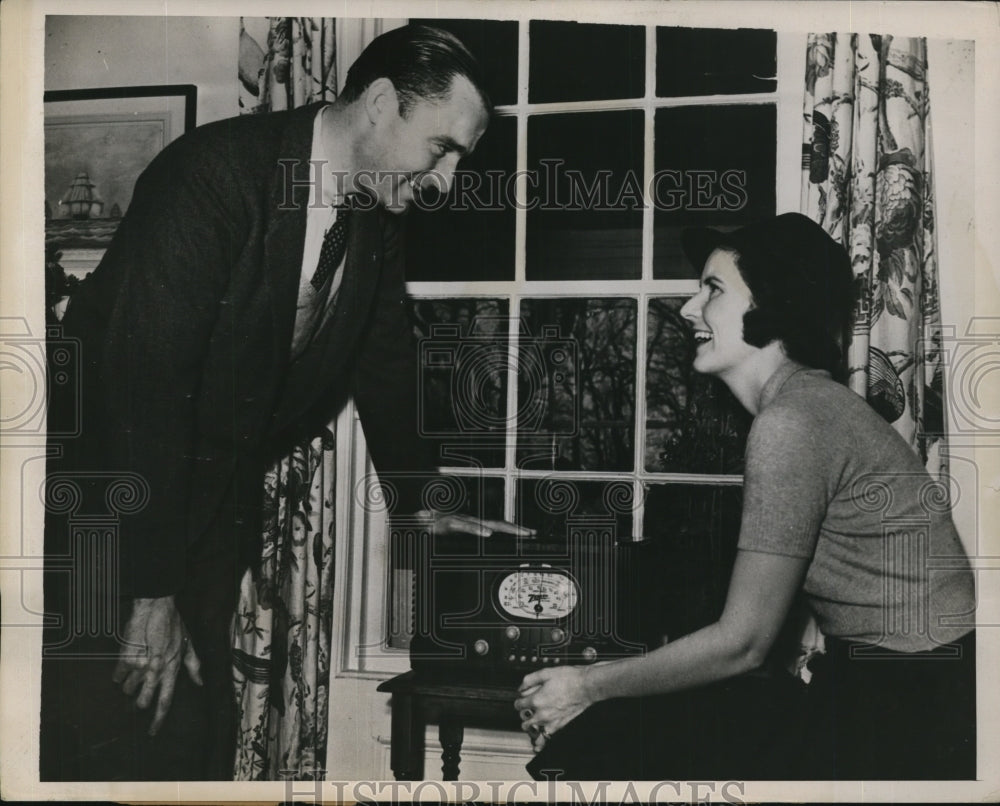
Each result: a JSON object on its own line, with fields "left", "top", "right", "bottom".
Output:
{"left": 44, "top": 85, "right": 197, "bottom": 255}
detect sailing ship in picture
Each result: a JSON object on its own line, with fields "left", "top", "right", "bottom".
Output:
{"left": 46, "top": 170, "right": 121, "bottom": 250}
{"left": 44, "top": 112, "right": 167, "bottom": 251}
{"left": 59, "top": 172, "right": 104, "bottom": 220}
{"left": 44, "top": 87, "right": 195, "bottom": 254}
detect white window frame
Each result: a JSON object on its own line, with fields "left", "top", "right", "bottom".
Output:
{"left": 334, "top": 25, "right": 807, "bottom": 680}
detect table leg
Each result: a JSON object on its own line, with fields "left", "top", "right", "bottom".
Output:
{"left": 439, "top": 719, "right": 464, "bottom": 781}
{"left": 390, "top": 692, "right": 425, "bottom": 780}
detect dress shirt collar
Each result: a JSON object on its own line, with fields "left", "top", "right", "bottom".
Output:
{"left": 312, "top": 104, "right": 344, "bottom": 208}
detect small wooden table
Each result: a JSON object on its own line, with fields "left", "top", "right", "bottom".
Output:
{"left": 377, "top": 670, "right": 524, "bottom": 780}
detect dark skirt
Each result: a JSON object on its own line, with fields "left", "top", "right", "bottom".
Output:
{"left": 526, "top": 631, "right": 976, "bottom": 781}
{"left": 526, "top": 670, "right": 808, "bottom": 781}
{"left": 798, "top": 630, "right": 976, "bottom": 780}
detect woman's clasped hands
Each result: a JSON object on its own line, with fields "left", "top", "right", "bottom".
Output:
{"left": 514, "top": 665, "right": 594, "bottom": 752}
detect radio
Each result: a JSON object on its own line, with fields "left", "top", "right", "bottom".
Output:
{"left": 391, "top": 518, "right": 666, "bottom": 678}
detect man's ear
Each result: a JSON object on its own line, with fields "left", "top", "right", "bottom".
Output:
{"left": 363, "top": 77, "right": 399, "bottom": 125}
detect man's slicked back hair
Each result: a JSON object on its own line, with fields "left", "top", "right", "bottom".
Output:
{"left": 340, "top": 24, "right": 492, "bottom": 116}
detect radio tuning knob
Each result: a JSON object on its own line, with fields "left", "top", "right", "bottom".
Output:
{"left": 551, "top": 628, "right": 565, "bottom": 643}
{"left": 582, "top": 646, "right": 597, "bottom": 662}
{"left": 473, "top": 639, "right": 490, "bottom": 656}
{"left": 505, "top": 625, "right": 520, "bottom": 640}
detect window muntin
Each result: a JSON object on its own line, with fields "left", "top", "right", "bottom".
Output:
{"left": 402, "top": 20, "right": 778, "bottom": 548}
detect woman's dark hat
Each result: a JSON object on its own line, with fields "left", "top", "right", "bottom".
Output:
{"left": 681, "top": 213, "right": 855, "bottom": 375}
{"left": 680, "top": 213, "right": 851, "bottom": 287}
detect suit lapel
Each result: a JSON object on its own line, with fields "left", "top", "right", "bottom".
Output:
{"left": 268, "top": 206, "right": 384, "bottom": 432}
{"left": 262, "top": 101, "right": 329, "bottom": 373}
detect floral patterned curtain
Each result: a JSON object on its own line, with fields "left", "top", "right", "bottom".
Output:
{"left": 232, "top": 17, "right": 337, "bottom": 781}
{"left": 791, "top": 33, "right": 946, "bottom": 679}
{"left": 238, "top": 17, "right": 337, "bottom": 113}
{"left": 801, "top": 33, "right": 946, "bottom": 471}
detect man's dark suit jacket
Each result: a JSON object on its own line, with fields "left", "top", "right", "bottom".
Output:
{"left": 54, "top": 102, "right": 434, "bottom": 599}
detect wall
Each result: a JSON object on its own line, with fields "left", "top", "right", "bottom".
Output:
{"left": 928, "top": 38, "right": 985, "bottom": 556}
{"left": 927, "top": 36, "right": 1000, "bottom": 653}
{"left": 35, "top": 13, "right": 994, "bottom": 785}
{"left": 45, "top": 15, "right": 239, "bottom": 126}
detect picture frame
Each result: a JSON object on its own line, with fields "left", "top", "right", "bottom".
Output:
{"left": 44, "top": 84, "right": 197, "bottom": 258}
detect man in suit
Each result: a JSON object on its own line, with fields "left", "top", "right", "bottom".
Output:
{"left": 42, "top": 24, "right": 526, "bottom": 780}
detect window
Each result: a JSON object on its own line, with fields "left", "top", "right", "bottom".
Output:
{"left": 393, "top": 19, "right": 785, "bottom": 648}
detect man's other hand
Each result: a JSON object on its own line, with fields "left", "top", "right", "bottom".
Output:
{"left": 112, "top": 596, "right": 203, "bottom": 736}
{"left": 414, "top": 509, "right": 536, "bottom": 538}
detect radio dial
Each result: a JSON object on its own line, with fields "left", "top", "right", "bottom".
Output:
{"left": 496, "top": 569, "right": 579, "bottom": 619}
{"left": 505, "top": 625, "right": 520, "bottom": 640}
{"left": 551, "top": 628, "right": 565, "bottom": 643}
{"left": 582, "top": 646, "right": 598, "bottom": 662}
{"left": 474, "top": 639, "right": 490, "bottom": 656}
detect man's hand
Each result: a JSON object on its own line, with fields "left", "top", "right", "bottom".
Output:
{"left": 112, "top": 596, "right": 203, "bottom": 736}
{"left": 414, "top": 509, "right": 535, "bottom": 538}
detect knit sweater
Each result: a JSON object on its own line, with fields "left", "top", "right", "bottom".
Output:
{"left": 738, "top": 362, "right": 975, "bottom": 652}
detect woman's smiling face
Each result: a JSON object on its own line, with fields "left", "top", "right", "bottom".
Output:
{"left": 680, "top": 247, "right": 760, "bottom": 381}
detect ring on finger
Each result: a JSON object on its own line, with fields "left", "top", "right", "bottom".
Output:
{"left": 520, "top": 708, "right": 533, "bottom": 721}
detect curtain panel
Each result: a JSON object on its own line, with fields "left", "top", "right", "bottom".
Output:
{"left": 801, "top": 33, "right": 947, "bottom": 471}
{"left": 238, "top": 17, "right": 337, "bottom": 113}
{"left": 232, "top": 16, "right": 338, "bottom": 781}
{"left": 794, "top": 32, "right": 948, "bottom": 678}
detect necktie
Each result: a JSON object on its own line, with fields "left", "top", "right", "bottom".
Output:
{"left": 311, "top": 203, "right": 352, "bottom": 291}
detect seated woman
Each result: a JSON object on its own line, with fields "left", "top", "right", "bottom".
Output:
{"left": 515, "top": 213, "right": 976, "bottom": 781}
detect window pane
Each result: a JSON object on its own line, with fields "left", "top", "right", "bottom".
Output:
{"left": 517, "top": 478, "right": 635, "bottom": 541}
{"left": 530, "top": 20, "right": 644, "bottom": 103}
{"left": 406, "top": 115, "right": 516, "bottom": 282}
{"left": 652, "top": 104, "right": 776, "bottom": 279}
{"left": 656, "top": 27, "right": 776, "bottom": 97}
{"left": 642, "top": 483, "right": 743, "bottom": 639}
{"left": 645, "top": 297, "right": 752, "bottom": 474}
{"left": 425, "top": 473, "right": 505, "bottom": 520}
{"left": 411, "top": 298, "right": 510, "bottom": 468}
{"left": 517, "top": 298, "right": 636, "bottom": 471}
{"left": 410, "top": 18, "right": 518, "bottom": 106}
{"left": 386, "top": 473, "right": 503, "bottom": 649}
{"left": 527, "top": 111, "right": 644, "bottom": 280}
